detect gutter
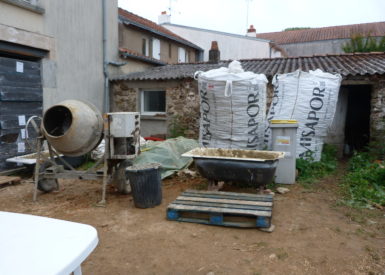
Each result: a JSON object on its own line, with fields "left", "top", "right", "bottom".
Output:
{"left": 119, "top": 51, "right": 167, "bottom": 65}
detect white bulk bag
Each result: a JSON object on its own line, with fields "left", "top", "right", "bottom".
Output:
{"left": 265, "top": 69, "right": 342, "bottom": 161}
{"left": 195, "top": 61, "right": 268, "bottom": 150}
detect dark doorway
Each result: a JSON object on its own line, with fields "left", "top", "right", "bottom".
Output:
{"left": 344, "top": 85, "right": 371, "bottom": 152}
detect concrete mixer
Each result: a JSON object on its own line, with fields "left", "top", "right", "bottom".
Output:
{"left": 31, "top": 100, "right": 140, "bottom": 204}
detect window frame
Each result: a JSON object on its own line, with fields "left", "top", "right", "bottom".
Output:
{"left": 140, "top": 90, "right": 166, "bottom": 116}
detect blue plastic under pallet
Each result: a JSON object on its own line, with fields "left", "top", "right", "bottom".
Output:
{"left": 166, "top": 189, "right": 273, "bottom": 228}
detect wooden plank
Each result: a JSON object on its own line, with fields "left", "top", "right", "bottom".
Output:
{"left": 176, "top": 196, "right": 273, "bottom": 207}
{"left": 172, "top": 199, "right": 272, "bottom": 212}
{"left": 0, "top": 176, "right": 21, "bottom": 186}
{"left": 184, "top": 189, "right": 274, "bottom": 200}
{"left": 0, "top": 56, "right": 41, "bottom": 74}
{"left": 168, "top": 203, "right": 271, "bottom": 217}
{"left": 0, "top": 113, "right": 42, "bottom": 129}
{"left": 0, "top": 167, "right": 26, "bottom": 176}
{"left": 0, "top": 73, "right": 42, "bottom": 88}
{"left": 182, "top": 192, "right": 273, "bottom": 202}
{"left": 0, "top": 86, "right": 43, "bottom": 102}
{"left": 181, "top": 193, "right": 273, "bottom": 204}
{"left": 170, "top": 216, "right": 261, "bottom": 228}
{"left": 182, "top": 191, "right": 273, "bottom": 202}
{"left": 0, "top": 102, "right": 42, "bottom": 115}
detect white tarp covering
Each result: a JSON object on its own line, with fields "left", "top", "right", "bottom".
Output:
{"left": 195, "top": 61, "right": 268, "bottom": 150}
{"left": 265, "top": 69, "right": 342, "bottom": 161}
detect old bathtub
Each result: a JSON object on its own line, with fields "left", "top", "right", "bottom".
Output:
{"left": 182, "top": 148, "right": 284, "bottom": 189}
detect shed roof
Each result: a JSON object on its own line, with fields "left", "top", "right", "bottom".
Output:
{"left": 255, "top": 22, "right": 385, "bottom": 44}
{"left": 111, "top": 52, "right": 385, "bottom": 81}
{"left": 118, "top": 8, "right": 203, "bottom": 51}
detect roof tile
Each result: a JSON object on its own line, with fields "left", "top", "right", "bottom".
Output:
{"left": 111, "top": 52, "right": 385, "bottom": 81}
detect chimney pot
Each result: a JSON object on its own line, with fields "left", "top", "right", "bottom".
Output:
{"left": 210, "top": 41, "right": 219, "bottom": 51}
{"left": 158, "top": 11, "right": 171, "bottom": 24}
{"left": 246, "top": 24, "right": 257, "bottom": 37}
{"left": 208, "top": 41, "right": 220, "bottom": 63}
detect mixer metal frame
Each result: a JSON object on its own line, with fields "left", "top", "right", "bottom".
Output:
{"left": 32, "top": 112, "right": 140, "bottom": 205}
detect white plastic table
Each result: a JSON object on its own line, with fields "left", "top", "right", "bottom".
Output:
{"left": 0, "top": 211, "right": 98, "bottom": 275}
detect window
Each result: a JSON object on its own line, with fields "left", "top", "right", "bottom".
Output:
{"left": 141, "top": 90, "right": 166, "bottom": 115}
{"left": 178, "top": 47, "right": 186, "bottom": 63}
{"left": 142, "top": 38, "right": 149, "bottom": 56}
{"left": 168, "top": 43, "right": 172, "bottom": 58}
{"left": 152, "top": 38, "right": 160, "bottom": 60}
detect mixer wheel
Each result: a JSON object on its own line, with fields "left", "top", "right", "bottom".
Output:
{"left": 114, "top": 160, "right": 133, "bottom": 194}
{"left": 36, "top": 161, "right": 59, "bottom": 193}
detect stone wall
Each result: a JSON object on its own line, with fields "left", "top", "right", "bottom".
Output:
{"left": 111, "top": 82, "right": 137, "bottom": 112}
{"left": 166, "top": 79, "right": 200, "bottom": 138}
{"left": 111, "top": 76, "right": 385, "bottom": 146}
{"left": 111, "top": 79, "right": 200, "bottom": 138}
{"left": 371, "top": 80, "right": 385, "bottom": 144}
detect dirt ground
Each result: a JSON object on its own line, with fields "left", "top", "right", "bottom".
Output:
{"left": 0, "top": 167, "right": 384, "bottom": 275}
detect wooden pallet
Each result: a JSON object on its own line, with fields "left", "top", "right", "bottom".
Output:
{"left": 167, "top": 189, "right": 273, "bottom": 228}
{"left": 0, "top": 176, "right": 21, "bottom": 188}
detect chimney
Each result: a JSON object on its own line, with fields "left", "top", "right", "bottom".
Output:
{"left": 208, "top": 41, "right": 220, "bottom": 63}
{"left": 158, "top": 11, "right": 170, "bottom": 24}
{"left": 246, "top": 24, "right": 256, "bottom": 37}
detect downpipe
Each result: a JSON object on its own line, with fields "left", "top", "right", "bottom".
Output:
{"left": 102, "top": 0, "right": 109, "bottom": 113}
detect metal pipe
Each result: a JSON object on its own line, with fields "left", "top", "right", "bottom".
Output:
{"left": 102, "top": 0, "right": 109, "bottom": 113}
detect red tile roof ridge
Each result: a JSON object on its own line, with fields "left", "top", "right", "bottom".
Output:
{"left": 230, "top": 51, "right": 385, "bottom": 62}
{"left": 258, "top": 21, "right": 385, "bottom": 35}
{"left": 256, "top": 21, "right": 385, "bottom": 44}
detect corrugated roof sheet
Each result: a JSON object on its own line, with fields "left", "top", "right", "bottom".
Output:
{"left": 118, "top": 8, "right": 202, "bottom": 51}
{"left": 256, "top": 22, "right": 385, "bottom": 44}
{"left": 111, "top": 52, "right": 385, "bottom": 81}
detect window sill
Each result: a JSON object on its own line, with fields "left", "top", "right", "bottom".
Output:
{"left": 141, "top": 114, "right": 167, "bottom": 121}
{"left": 1, "top": 0, "right": 45, "bottom": 14}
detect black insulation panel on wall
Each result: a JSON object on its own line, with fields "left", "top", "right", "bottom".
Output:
{"left": 0, "top": 56, "right": 42, "bottom": 171}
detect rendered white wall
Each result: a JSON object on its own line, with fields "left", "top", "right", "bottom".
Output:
{"left": 163, "top": 24, "right": 273, "bottom": 61}
{"left": 0, "top": 0, "right": 119, "bottom": 111}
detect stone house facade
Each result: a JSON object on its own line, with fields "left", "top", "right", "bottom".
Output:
{"left": 111, "top": 53, "right": 385, "bottom": 154}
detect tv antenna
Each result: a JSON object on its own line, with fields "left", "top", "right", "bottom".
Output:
{"left": 245, "top": 0, "right": 254, "bottom": 30}
{"left": 168, "top": 0, "right": 180, "bottom": 16}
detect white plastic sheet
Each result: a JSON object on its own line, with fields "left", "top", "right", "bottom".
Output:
{"left": 265, "top": 69, "right": 342, "bottom": 161}
{"left": 195, "top": 61, "right": 268, "bottom": 150}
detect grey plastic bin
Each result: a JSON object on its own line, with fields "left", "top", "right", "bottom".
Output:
{"left": 126, "top": 163, "right": 162, "bottom": 208}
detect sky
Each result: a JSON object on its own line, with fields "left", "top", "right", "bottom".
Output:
{"left": 118, "top": 0, "right": 385, "bottom": 35}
